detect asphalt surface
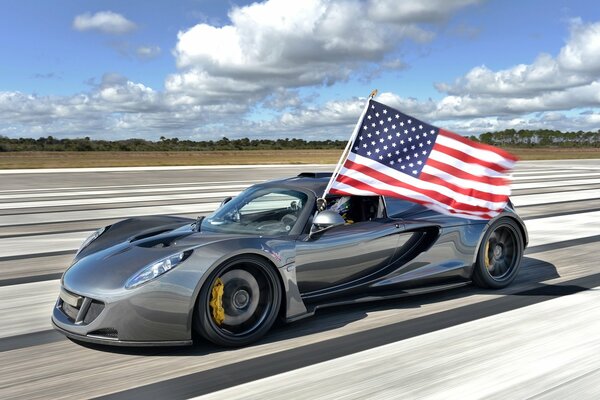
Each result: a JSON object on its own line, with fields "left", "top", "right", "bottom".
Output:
{"left": 0, "top": 160, "right": 599, "bottom": 399}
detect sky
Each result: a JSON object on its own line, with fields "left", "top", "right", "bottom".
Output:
{"left": 1, "top": 0, "right": 600, "bottom": 140}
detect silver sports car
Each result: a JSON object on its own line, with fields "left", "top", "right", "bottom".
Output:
{"left": 52, "top": 172, "right": 528, "bottom": 347}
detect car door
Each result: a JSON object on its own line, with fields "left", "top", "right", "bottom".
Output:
{"left": 294, "top": 218, "right": 407, "bottom": 298}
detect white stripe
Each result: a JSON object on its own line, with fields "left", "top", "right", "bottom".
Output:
{"left": 0, "top": 164, "right": 334, "bottom": 174}
{"left": 333, "top": 167, "right": 495, "bottom": 219}
{"left": 342, "top": 153, "right": 506, "bottom": 211}
{"left": 429, "top": 150, "right": 507, "bottom": 179}
{"left": 436, "top": 133, "right": 516, "bottom": 170}
{"left": 512, "top": 177, "right": 600, "bottom": 190}
{"left": 514, "top": 188, "right": 600, "bottom": 207}
{"left": 525, "top": 210, "right": 600, "bottom": 247}
{"left": 514, "top": 172, "right": 600, "bottom": 181}
{"left": 0, "top": 184, "right": 250, "bottom": 201}
{"left": 422, "top": 164, "right": 511, "bottom": 196}
{"left": 0, "top": 202, "right": 220, "bottom": 227}
{"left": 0, "top": 190, "right": 240, "bottom": 210}
{"left": 0, "top": 231, "right": 92, "bottom": 258}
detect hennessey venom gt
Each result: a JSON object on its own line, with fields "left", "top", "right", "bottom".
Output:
{"left": 52, "top": 172, "right": 528, "bottom": 347}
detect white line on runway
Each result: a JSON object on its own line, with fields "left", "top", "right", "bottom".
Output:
{"left": 0, "top": 280, "right": 60, "bottom": 338}
{"left": 511, "top": 177, "right": 600, "bottom": 190}
{"left": 524, "top": 210, "right": 600, "bottom": 248}
{"left": 0, "top": 184, "right": 250, "bottom": 201}
{"left": 0, "top": 180, "right": 261, "bottom": 194}
{"left": 0, "top": 231, "right": 92, "bottom": 258}
{"left": 0, "top": 164, "right": 334, "bottom": 174}
{"left": 0, "top": 191, "right": 239, "bottom": 210}
{"left": 513, "top": 188, "right": 600, "bottom": 207}
{"left": 196, "top": 287, "right": 600, "bottom": 400}
{"left": 0, "top": 202, "right": 220, "bottom": 227}
{"left": 511, "top": 172, "right": 600, "bottom": 181}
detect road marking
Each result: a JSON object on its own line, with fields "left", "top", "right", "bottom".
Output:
{"left": 0, "top": 202, "right": 219, "bottom": 227}
{"left": 0, "top": 164, "right": 333, "bottom": 174}
{"left": 0, "top": 191, "right": 239, "bottom": 210}
{"left": 196, "top": 287, "right": 600, "bottom": 400}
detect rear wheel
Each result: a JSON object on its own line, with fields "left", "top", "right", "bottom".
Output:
{"left": 195, "top": 256, "right": 281, "bottom": 347}
{"left": 473, "top": 218, "right": 524, "bottom": 289}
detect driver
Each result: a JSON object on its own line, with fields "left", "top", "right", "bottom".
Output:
{"left": 327, "top": 196, "right": 354, "bottom": 224}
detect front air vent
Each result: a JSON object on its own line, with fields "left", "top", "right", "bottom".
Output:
{"left": 130, "top": 229, "right": 172, "bottom": 243}
{"left": 88, "top": 328, "right": 119, "bottom": 340}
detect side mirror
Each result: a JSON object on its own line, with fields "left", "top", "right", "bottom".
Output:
{"left": 309, "top": 210, "right": 345, "bottom": 239}
{"left": 219, "top": 196, "right": 233, "bottom": 208}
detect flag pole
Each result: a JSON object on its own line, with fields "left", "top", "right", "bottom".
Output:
{"left": 317, "top": 89, "right": 377, "bottom": 211}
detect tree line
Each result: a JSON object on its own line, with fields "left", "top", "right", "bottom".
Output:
{"left": 475, "top": 129, "right": 600, "bottom": 147}
{"left": 0, "top": 136, "right": 347, "bottom": 152}
{"left": 0, "top": 129, "right": 598, "bottom": 152}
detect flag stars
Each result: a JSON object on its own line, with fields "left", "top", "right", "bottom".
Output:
{"left": 389, "top": 160, "right": 395, "bottom": 165}
{"left": 363, "top": 125, "right": 367, "bottom": 130}
{"left": 367, "top": 151, "right": 371, "bottom": 156}
{"left": 379, "top": 120, "right": 384, "bottom": 125}
{"left": 417, "top": 160, "right": 423, "bottom": 165}
{"left": 375, "top": 112, "right": 380, "bottom": 117}
{"left": 422, "top": 150, "right": 427, "bottom": 155}
{"left": 371, "top": 141, "right": 376, "bottom": 145}
{"left": 408, "top": 137, "right": 413, "bottom": 142}
{"left": 383, "top": 109, "right": 387, "bottom": 114}
{"left": 419, "top": 125, "right": 423, "bottom": 130}
{"left": 383, "top": 145, "right": 388, "bottom": 150}
{"left": 400, "top": 122, "right": 404, "bottom": 127}
{"left": 395, "top": 114, "right": 400, "bottom": 119}
{"left": 371, "top": 123, "right": 376, "bottom": 127}
{"left": 379, "top": 138, "right": 384, "bottom": 143}
{"left": 375, "top": 130, "right": 380, "bottom": 135}
{"left": 387, "top": 135, "right": 392, "bottom": 140}
{"left": 395, "top": 150, "right": 400, "bottom": 155}
{"left": 427, "top": 140, "right": 431, "bottom": 145}
{"left": 419, "top": 143, "right": 424, "bottom": 147}
{"left": 411, "top": 127, "right": 416, "bottom": 132}
{"left": 404, "top": 129, "right": 409, "bottom": 134}
{"left": 416, "top": 135, "right": 420, "bottom": 140}
{"left": 409, "top": 162, "right": 414, "bottom": 167}
{"left": 391, "top": 124, "right": 396, "bottom": 129}
{"left": 407, "top": 119, "right": 412, "bottom": 124}
{"left": 383, "top": 127, "right": 388, "bottom": 133}
{"left": 406, "top": 155, "right": 411, "bottom": 160}
{"left": 411, "top": 145, "right": 416, "bottom": 150}
{"left": 412, "top": 170, "right": 418, "bottom": 175}
{"left": 401, "top": 165, "right": 406, "bottom": 170}
{"left": 379, "top": 155, "right": 384, "bottom": 160}
{"left": 387, "top": 117, "right": 392, "bottom": 122}
{"left": 367, "top": 115, "right": 372, "bottom": 119}
{"left": 392, "top": 142, "right": 397, "bottom": 147}
{"left": 375, "top": 148, "right": 380, "bottom": 153}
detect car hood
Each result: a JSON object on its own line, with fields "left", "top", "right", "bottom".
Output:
{"left": 62, "top": 217, "right": 253, "bottom": 296}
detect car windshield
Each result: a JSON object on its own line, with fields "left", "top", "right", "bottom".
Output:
{"left": 201, "top": 187, "right": 309, "bottom": 235}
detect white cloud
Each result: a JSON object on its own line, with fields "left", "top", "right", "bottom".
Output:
{"left": 422, "top": 19, "right": 600, "bottom": 122}
{"left": 73, "top": 11, "right": 137, "bottom": 35}
{"left": 136, "top": 45, "right": 161, "bottom": 59}
{"left": 168, "top": 0, "right": 471, "bottom": 104}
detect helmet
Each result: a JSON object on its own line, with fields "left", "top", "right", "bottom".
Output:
{"left": 328, "top": 196, "right": 351, "bottom": 215}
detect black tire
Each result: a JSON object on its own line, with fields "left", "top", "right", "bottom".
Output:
{"left": 195, "top": 256, "right": 282, "bottom": 347}
{"left": 472, "top": 218, "right": 524, "bottom": 289}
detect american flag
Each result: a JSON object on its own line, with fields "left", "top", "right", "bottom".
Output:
{"left": 329, "top": 100, "right": 517, "bottom": 219}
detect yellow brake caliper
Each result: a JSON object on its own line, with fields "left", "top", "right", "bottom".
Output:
{"left": 484, "top": 241, "right": 491, "bottom": 270}
{"left": 209, "top": 278, "right": 225, "bottom": 326}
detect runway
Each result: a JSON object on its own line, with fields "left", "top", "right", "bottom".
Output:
{"left": 1, "top": 160, "right": 599, "bottom": 399}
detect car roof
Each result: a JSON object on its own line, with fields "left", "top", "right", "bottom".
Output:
{"left": 257, "top": 172, "right": 332, "bottom": 195}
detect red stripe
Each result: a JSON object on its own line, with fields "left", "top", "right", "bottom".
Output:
{"left": 426, "top": 158, "right": 510, "bottom": 187}
{"left": 333, "top": 173, "right": 494, "bottom": 219}
{"left": 337, "top": 160, "right": 501, "bottom": 214}
{"left": 418, "top": 171, "right": 509, "bottom": 203}
{"left": 433, "top": 142, "right": 509, "bottom": 174}
{"left": 440, "top": 129, "right": 519, "bottom": 162}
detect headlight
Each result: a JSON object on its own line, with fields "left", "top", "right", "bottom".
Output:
{"left": 76, "top": 227, "right": 107, "bottom": 255}
{"left": 125, "top": 250, "right": 192, "bottom": 289}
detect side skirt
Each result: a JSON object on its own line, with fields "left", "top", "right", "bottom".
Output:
{"left": 285, "top": 281, "right": 472, "bottom": 323}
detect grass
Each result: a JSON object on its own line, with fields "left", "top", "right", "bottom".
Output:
{"left": 0, "top": 147, "right": 598, "bottom": 169}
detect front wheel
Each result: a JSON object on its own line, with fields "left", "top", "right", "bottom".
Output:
{"left": 472, "top": 218, "right": 524, "bottom": 289}
{"left": 195, "top": 256, "right": 282, "bottom": 347}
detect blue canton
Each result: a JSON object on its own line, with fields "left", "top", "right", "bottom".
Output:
{"left": 351, "top": 100, "right": 440, "bottom": 177}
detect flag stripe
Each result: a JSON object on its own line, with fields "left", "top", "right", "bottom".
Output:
{"left": 331, "top": 175, "right": 495, "bottom": 220}
{"left": 440, "top": 129, "right": 519, "bottom": 162}
{"left": 433, "top": 142, "right": 510, "bottom": 174}
{"left": 421, "top": 165, "right": 511, "bottom": 196}
{"left": 429, "top": 149, "right": 507, "bottom": 179}
{"left": 338, "top": 158, "right": 505, "bottom": 213}
{"left": 425, "top": 158, "right": 510, "bottom": 187}
{"left": 436, "top": 133, "right": 516, "bottom": 171}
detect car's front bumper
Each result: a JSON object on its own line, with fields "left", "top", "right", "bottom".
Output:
{"left": 51, "top": 284, "right": 195, "bottom": 346}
